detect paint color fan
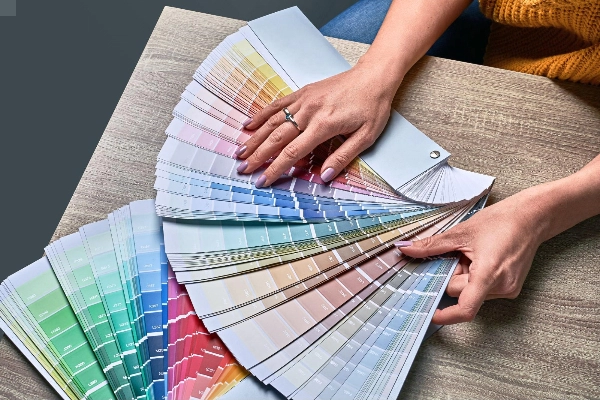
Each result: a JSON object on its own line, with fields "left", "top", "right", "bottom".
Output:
{"left": 162, "top": 195, "right": 487, "bottom": 400}
{"left": 153, "top": 6, "right": 496, "bottom": 400}
{"left": 153, "top": 9, "right": 495, "bottom": 217}
{"left": 0, "top": 200, "right": 247, "bottom": 400}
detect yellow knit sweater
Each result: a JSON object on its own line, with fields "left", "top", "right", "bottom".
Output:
{"left": 479, "top": 0, "right": 600, "bottom": 85}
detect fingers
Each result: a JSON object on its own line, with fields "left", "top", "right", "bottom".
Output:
{"left": 446, "top": 273, "right": 468, "bottom": 298}
{"left": 447, "top": 277, "right": 520, "bottom": 301}
{"left": 431, "top": 271, "right": 493, "bottom": 325}
{"left": 237, "top": 112, "right": 305, "bottom": 177}
{"left": 446, "top": 255, "right": 471, "bottom": 297}
{"left": 319, "top": 127, "right": 376, "bottom": 182}
{"left": 244, "top": 92, "right": 300, "bottom": 131}
{"left": 398, "top": 229, "right": 466, "bottom": 259}
{"left": 253, "top": 117, "right": 340, "bottom": 187}
{"left": 237, "top": 104, "right": 302, "bottom": 159}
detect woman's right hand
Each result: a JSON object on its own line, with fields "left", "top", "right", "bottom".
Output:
{"left": 236, "top": 59, "right": 404, "bottom": 188}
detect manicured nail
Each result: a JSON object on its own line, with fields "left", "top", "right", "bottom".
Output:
{"left": 394, "top": 241, "right": 413, "bottom": 248}
{"left": 320, "top": 168, "right": 336, "bottom": 182}
{"left": 235, "top": 145, "right": 247, "bottom": 156}
{"left": 255, "top": 175, "right": 267, "bottom": 188}
{"left": 237, "top": 161, "right": 248, "bottom": 173}
{"left": 242, "top": 117, "right": 253, "bottom": 127}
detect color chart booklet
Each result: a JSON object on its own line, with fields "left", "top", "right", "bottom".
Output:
{"left": 0, "top": 6, "right": 495, "bottom": 400}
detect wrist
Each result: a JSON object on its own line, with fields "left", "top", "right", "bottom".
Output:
{"left": 515, "top": 168, "right": 600, "bottom": 244}
{"left": 515, "top": 185, "right": 557, "bottom": 245}
{"left": 354, "top": 51, "right": 407, "bottom": 101}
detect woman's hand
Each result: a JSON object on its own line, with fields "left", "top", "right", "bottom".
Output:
{"left": 398, "top": 188, "right": 548, "bottom": 325}
{"left": 399, "top": 152, "right": 600, "bottom": 325}
{"left": 235, "top": 61, "right": 401, "bottom": 187}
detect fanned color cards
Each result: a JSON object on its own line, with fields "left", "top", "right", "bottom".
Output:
{"left": 0, "top": 200, "right": 247, "bottom": 400}
{"left": 153, "top": 6, "right": 494, "bottom": 400}
{"left": 1, "top": 7, "right": 495, "bottom": 400}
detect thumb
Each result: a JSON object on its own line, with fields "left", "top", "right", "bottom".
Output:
{"left": 396, "top": 230, "right": 463, "bottom": 258}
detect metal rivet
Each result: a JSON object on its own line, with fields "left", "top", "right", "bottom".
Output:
{"left": 430, "top": 150, "right": 440, "bottom": 159}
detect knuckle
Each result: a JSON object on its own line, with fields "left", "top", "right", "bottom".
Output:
{"left": 247, "top": 152, "right": 262, "bottom": 166}
{"left": 475, "top": 271, "right": 496, "bottom": 291}
{"left": 503, "top": 278, "right": 521, "bottom": 297}
{"left": 332, "top": 154, "right": 351, "bottom": 168}
{"left": 248, "top": 147, "right": 268, "bottom": 165}
{"left": 311, "top": 117, "right": 325, "bottom": 129}
{"left": 270, "top": 97, "right": 284, "bottom": 110}
{"left": 460, "top": 305, "right": 478, "bottom": 322}
{"left": 450, "top": 228, "right": 470, "bottom": 247}
{"left": 308, "top": 97, "right": 325, "bottom": 110}
{"left": 501, "top": 273, "right": 521, "bottom": 294}
{"left": 419, "top": 236, "right": 434, "bottom": 249}
{"left": 269, "top": 129, "right": 286, "bottom": 145}
{"left": 282, "top": 143, "right": 301, "bottom": 161}
{"left": 446, "top": 286, "right": 461, "bottom": 298}
{"left": 300, "top": 84, "right": 314, "bottom": 97}
{"left": 363, "top": 133, "right": 378, "bottom": 146}
{"left": 316, "top": 97, "right": 327, "bottom": 109}
{"left": 266, "top": 114, "right": 281, "bottom": 130}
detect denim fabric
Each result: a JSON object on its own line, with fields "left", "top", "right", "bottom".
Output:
{"left": 320, "top": 0, "right": 491, "bottom": 65}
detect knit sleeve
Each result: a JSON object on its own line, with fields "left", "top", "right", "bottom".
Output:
{"left": 479, "top": 0, "right": 600, "bottom": 43}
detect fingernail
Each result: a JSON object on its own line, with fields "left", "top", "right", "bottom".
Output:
{"left": 242, "top": 117, "right": 253, "bottom": 127}
{"left": 394, "top": 241, "right": 413, "bottom": 248}
{"left": 235, "top": 145, "right": 247, "bottom": 156}
{"left": 255, "top": 175, "right": 267, "bottom": 188}
{"left": 237, "top": 161, "right": 248, "bottom": 173}
{"left": 320, "top": 168, "right": 336, "bottom": 182}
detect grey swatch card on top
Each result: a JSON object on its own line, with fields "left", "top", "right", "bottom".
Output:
{"left": 248, "top": 7, "right": 451, "bottom": 191}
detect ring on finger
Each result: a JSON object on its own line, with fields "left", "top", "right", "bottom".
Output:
{"left": 282, "top": 107, "right": 301, "bottom": 131}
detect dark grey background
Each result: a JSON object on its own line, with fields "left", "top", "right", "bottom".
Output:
{"left": 0, "top": 0, "right": 356, "bottom": 282}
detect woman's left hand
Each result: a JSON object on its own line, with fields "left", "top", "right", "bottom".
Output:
{"left": 398, "top": 187, "right": 549, "bottom": 325}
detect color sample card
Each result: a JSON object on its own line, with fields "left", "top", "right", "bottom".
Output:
{"left": 0, "top": 200, "right": 245, "bottom": 400}
{"left": 167, "top": 267, "right": 249, "bottom": 400}
{"left": 0, "top": 258, "right": 116, "bottom": 400}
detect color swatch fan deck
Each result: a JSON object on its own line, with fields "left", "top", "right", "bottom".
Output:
{"left": 0, "top": 200, "right": 248, "bottom": 400}
{"left": 0, "top": 7, "right": 495, "bottom": 400}
{"left": 153, "top": 6, "right": 494, "bottom": 400}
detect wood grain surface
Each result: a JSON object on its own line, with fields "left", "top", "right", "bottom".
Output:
{"left": 1, "top": 6, "right": 598, "bottom": 400}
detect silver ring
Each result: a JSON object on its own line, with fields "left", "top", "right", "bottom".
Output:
{"left": 283, "top": 107, "right": 300, "bottom": 131}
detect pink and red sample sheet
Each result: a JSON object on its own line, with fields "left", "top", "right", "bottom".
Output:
{"left": 168, "top": 268, "right": 248, "bottom": 400}
{"left": 154, "top": 6, "right": 494, "bottom": 400}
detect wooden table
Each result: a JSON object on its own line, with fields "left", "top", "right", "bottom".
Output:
{"left": 1, "top": 6, "right": 598, "bottom": 400}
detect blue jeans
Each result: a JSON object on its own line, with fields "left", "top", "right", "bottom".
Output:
{"left": 320, "top": 0, "right": 491, "bottom": 65}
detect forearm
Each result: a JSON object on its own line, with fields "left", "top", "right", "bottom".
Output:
{"left": 356, "top": 0, "right": 471, "bottom": 96}
{"left": 523, "top": 154, "right": 600, "bottom": 243}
